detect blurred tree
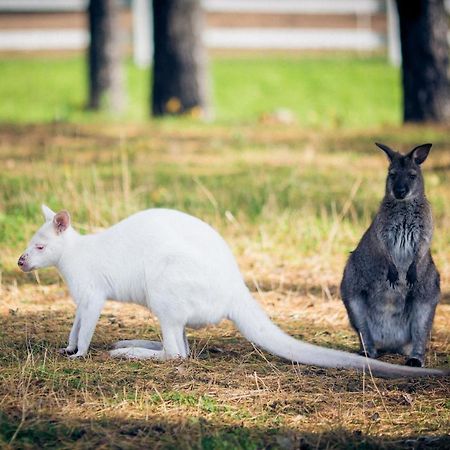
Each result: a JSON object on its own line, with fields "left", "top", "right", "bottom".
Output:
{"left": 396, "top": 0, "right": 450, "bottom": 122}
{"left": 151, "top": 0, "right": 209, "bottom": 117}
{"left": 88, "top": 0, "right": 124, "bottom": 112}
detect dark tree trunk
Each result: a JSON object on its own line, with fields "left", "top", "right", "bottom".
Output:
{"left": 88, "top": 0, "right": 124, "bottom": 112}
{"left": 396, "top": 0, "right": 450, "bottom": 123}
{"left": 151, "top": 0, "right": 209, "bottom": 117}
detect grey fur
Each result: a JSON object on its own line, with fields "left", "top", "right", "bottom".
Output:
{"left": 340, "top": 143, "right": 441, "bottom": 367}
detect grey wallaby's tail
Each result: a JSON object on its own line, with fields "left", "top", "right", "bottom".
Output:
{"left": 229, "top": 293, "right": 448, "bottom": 379}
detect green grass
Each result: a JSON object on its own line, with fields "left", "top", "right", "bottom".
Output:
{"left": 0, "top": 54, "right": 401, "bottom": 127}
{"left": 214, "top": 55, "right": 401, "bottom": 127}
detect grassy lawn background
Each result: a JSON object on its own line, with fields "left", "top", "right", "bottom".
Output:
{"left": 0, "top": 54, "right": 400, "bottom": 127}
{"left": 0, "top": 54, "right": 449, "bottom": 449}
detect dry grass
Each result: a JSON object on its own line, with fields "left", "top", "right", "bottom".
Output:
{"left": 1, "top": 284, "right": 449, "bottom": 449}
{"left": 0, "top": 123, "right": 449, "bottom": 449}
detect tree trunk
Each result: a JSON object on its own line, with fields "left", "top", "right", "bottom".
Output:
{"left": 396, "top": 0, "right": 450, "bottom": 123}
{"left": 151, "top": 0, "right": 209, "bottom": 117}
{"left": 88, "top": 0, "right": 124, "bottom": 112}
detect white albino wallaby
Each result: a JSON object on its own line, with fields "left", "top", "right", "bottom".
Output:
{"left": 18, "top": 205, "right": 448, "bottom": 379}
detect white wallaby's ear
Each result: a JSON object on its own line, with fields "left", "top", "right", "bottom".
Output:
{"left": 41, "top": 204, "right": 56, "bottom": 222}
{"left": 53, "top": 211, "right": 70, "bottom": 234}
{"left": 408, "top": 143, "right": 432, "bottom": 165}
{"left": 375, "top": 142, "right": 396, "bottom": 162}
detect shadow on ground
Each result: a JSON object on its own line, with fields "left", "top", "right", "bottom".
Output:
{"left": 1, "top": 411, "right": 449, "bottom": 450}
{"left": 1, "top": 308, "right": 449, "bottom": 450}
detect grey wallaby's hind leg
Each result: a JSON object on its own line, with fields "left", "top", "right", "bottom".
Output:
{"left": 342, "top": 291, "right": 378, "bottom": 358}
{"left": 406, "top": 283, "right": 440, "bottom": 367}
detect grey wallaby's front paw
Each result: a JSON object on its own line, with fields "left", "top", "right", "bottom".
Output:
{"left": 406, "top": 263, "right": 417, "bottom": 287}
{"left": 405, "top": 356, "right": 424, "bottom": 367}
{"left": 387, "top": 263, "right": 399, "bottom": 288}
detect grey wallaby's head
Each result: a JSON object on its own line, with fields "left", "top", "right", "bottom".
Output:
{"left": 375, "top": 142, "right": 432, "bottom": 201}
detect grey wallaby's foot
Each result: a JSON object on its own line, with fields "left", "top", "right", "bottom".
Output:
{"left": 406, "top": 356, "right": 424, "bottom": 368}
{"left": 340, "top": 143, "right": 441, "bottom": 368}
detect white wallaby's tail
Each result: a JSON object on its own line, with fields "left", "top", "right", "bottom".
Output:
{"left": 229, "top": 293, "right": 448, "bottom": 379}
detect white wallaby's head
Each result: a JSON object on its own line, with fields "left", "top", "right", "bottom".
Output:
{"left": 18, "top": 205, "right": 72, "bottom": 272}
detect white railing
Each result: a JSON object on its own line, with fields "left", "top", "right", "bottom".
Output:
{"left": 0, "top": 0, "right": 87, "bottom": 11}
{"left": 0, "top": 29, "right": 88, "bottom": 50}
{"left": 0, "top": 0, "right": 383, "bottom": 13}
{"left": 203, "top": 0, "right": 382, "bottom": 14}
{"left": 135, "top": 0, "right": 387, "bottom": 66}
{"left": 0, "top": 0, "right": 420, "bottom": 66}
{"left": 204, "top": 28, "right": 384, "bottom": 50}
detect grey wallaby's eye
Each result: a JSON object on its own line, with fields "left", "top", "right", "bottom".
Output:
{"left": 389, "top": 171, "right": 396, "bottom": 178}
{"left": 409, "top": 173, "right": 417, "bottom": 180}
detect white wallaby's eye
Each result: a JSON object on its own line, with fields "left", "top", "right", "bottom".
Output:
{"left": 35, "top": 244, "right": 45, "bottom": 251}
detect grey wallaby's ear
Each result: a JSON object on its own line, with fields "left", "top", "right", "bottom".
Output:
{"left": 408, "top": 143, "right": 432, "bottom": 165}
{"left": 53, "top": 211, "right": 71, "bottom": 234}
{"left": 375, "top": 142, "right": 396, "bottom": 161}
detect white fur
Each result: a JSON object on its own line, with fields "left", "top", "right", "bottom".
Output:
{"left": 18, "top": 205, "right": 447, "bottom": 378}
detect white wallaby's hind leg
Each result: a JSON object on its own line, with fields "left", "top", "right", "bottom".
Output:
{"left": 109, "top": 323, "right": 189, "bottom": 360}
{"left": 109, "top": 347, "right": 165, "bottom": 359}
{"left": 112, "top": 340, "right": 163, "bottom": 350}
{"left": 161, "top": 322, "right": 189, "bottom": 358}
{"left": 183, "top": 330, "right": 189, "bottom": 356}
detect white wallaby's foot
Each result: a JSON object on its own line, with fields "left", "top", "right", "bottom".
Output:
{"left": 112, "top": 340, "right": 163, "bottom": 350}
{"left": 110, "top": 325, "right": 190, "bottom": 360}
{"left": 109, "top": 347, "right": 165, "bottom": 360}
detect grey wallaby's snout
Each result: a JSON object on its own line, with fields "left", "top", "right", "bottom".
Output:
{"left": 375, "top": 142, "right": 432, "bottom": 201}
{"left": 393, "top": 182, "right": 408, "bottom": 200}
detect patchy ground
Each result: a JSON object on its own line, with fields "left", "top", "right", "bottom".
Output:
{"left": 0, "top": 123, "right": 449, "bottom": 449}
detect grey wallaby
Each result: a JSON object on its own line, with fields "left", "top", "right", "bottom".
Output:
{"left": 340, "top": 142, "right": 441, "bottom": 368}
